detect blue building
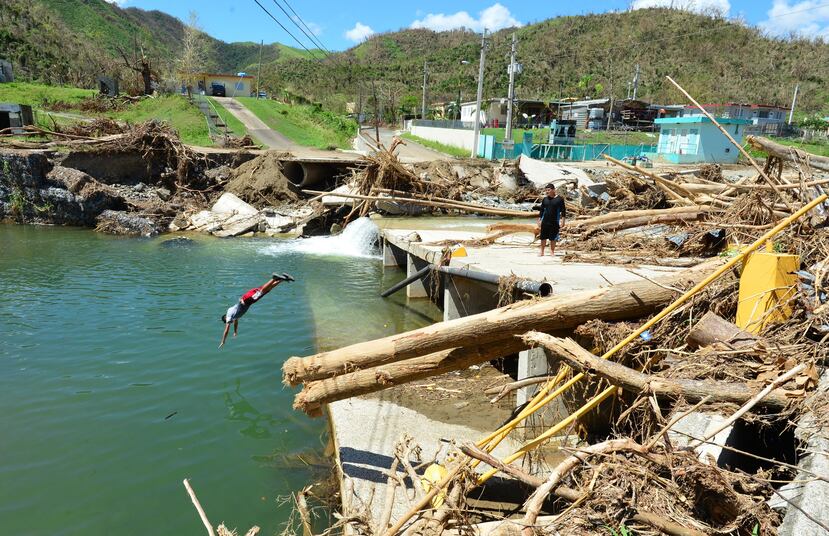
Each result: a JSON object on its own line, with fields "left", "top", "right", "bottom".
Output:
{"left": 645, "top": 116, "right": 750, "bottom": 164}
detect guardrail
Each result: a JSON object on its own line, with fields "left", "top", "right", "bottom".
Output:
{"left": 191, "top": 94, "right": 229, "bottom": 143}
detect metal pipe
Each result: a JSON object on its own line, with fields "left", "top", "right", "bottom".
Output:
{"left": 380, "top": 265, "right": 432, "bottom": 298}
{"left": 438, "top": 265, "right": 552, "bottom": 297}
{"left": 381, "top": 264, "right": 554, "bottom": 298}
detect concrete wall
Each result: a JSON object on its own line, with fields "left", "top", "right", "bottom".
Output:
{"left": 410, "top": 125, "right": 475, "bottom": 151}
{"left": 652, "top": 121, "right": 744, "bottom": 164}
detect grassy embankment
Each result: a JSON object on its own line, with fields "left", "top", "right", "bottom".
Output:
{"left": 400, "top": 133, "right": 469, "bottom": 158}
{"left": 236, "top": 97, "right": 356, "bottom": 149}
{"left": 0, "top": 82, "right": 213, "bottom": 146}
{"left": 206, "top": 97, "right": 250, "bottom": 140}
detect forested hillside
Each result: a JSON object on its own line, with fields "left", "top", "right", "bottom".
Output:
{"left": 3, "top": 1, "right": 827, "bottom": 114}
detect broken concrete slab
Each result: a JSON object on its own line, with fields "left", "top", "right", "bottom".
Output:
{"left": 211, "top": 192, "right": 258, "bottom": 216}
{"left": 518, "top": 154, "right": 598, "bottom": 189}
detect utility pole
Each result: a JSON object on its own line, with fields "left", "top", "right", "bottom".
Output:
{"left": 632, "top": 63, "right": 640, "bottom": 100}
{"left": 421, "top": 61, "right": 428, "bottom": 120}
{"left": 256, "top": 40, "right": 263, "bottom": 98}
{"left": 606, "top": 56, "right": 613, "bottom": 132}
{"left": 471, "top": 29, "right": 488, "bottom": 158}
{"left": 788, "top": 83, "right": 799, "bottom": 125}
{"left": 505, "top": 33, "right": 518, "bottom": 142}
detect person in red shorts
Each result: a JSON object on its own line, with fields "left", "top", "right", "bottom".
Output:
{"left": 219, "top": 272, "right": 295, "bottom": 348}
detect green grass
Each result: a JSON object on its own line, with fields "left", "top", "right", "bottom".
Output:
{"left": 0, "top": 82, "right": 95, "bottom": 107}
{"left": 481, "top": 127, "right": 657, "bottom": 146}
{"left": 207, "top": 97, "right": 249, "bottom": 139}
{"left": 401, "top": 133, "right": 469, "bottom": 158}
{"left": 766, "top": 136, "right": 829, "bottom": 157}
{"left": 236, "top": 97, "right": 357, "bottom": 149}
{"left": 109, "top": 95, "right": 212, "bottom": 146}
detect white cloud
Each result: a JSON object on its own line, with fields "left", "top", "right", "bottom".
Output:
{"left": 410, "top": 3, "right": 522, "bottom": 32}
{"left": 630, "top": 0, "right": 730, "bottom": 16}
{"left": 345, "top": 22, "right": 375, "bottom": 43}
{"left": 105, "top": 0, "right": 128, "bottom": 5}
{"left": 758, "top": 0, "right": 829, "bottom": 39}
{"left": 293, "top": 16, "right": 322, "bottom": 36}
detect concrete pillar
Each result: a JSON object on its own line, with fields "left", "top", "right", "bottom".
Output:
{"left": 406, "top": 254, "right": 430, "bottom": 298}
{"left": 383, "top": 239, "right": 406, "bottom": 268}
{"left": 442, "top": 275, "right": 499, "bottom": 321}
{"left": 516, "top": 348, "right": 569, "bottom": 439}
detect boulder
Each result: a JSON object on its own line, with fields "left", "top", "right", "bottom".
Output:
{"left": 211, "top": 192, "right": 258, "bottom": 216}
{"left": 95, "top": 210, "right": 159, "bottom": 237}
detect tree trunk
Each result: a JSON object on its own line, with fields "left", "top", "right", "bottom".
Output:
{"left": 522, "top": 333, "right": 793, "bottom": 410}
{"left": 686, "top": 311, "right": 759, "bottom": 350}
{"left": 282, "top": 260, "right": 721, "bottom": 385}
{"left": 589, "top": 210, "right": 705, "bottom": 233}
{"left": 141, "top": 60, "right": 153, "bottom": 95}
{"left": 294, "top": 339, "right": 527, "bottom": 415}
{"left": 747, "top": 135, "right": 829, "bottom": 172}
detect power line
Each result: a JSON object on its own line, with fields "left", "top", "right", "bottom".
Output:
{"left": 250, "top": 0, "right": 323, "bottom": 60}
{"left": 269, "top": 0, "right": 329, "bottom": 58}
{"left": 279, "top": 0, "right": 333, "bottom": 56}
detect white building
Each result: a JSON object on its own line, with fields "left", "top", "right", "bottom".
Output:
{"left": 680, "top": 103, "right": 789, "bottom": 126}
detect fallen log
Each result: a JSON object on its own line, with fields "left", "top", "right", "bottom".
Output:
{"left": 686, "top": 311, "right": 760, "bottom": 350}
{"left": 293, "top": 339, "right": 527, "bottom": 416}
{"left": 746, "top": 135, "right": 829, "bottom": 172}
{"left": 589, "top": 209, "right": 706, "bottom": 233}
{"left": 302, "top": 189, "right": 535, "bottom": 217}
{"left": 283, "top": 260, "right": 721, "bottom": 385}
{"left": 522, "top": 333, "right": 794, "bottom": 410}
{"left": 603, "top": 155, "right": 698, "bottom": 205}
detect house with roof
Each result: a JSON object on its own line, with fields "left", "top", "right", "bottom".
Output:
{"left": 460, "top": 98, "right": 553, "bottom": 128}
{"left": 644, "top": 116, "right": 750, "bottom": 164}
{"left": 680, "top": 103, "right": 789, "bottom": 126}
{"left": 181, "top": 72, "right": 256, "bottom": 97}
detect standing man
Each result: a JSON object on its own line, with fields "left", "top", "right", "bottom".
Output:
{"left": 537, "top": 183, "right": 566, "bottom": 257}
{"left": 219, "top": 272, "right": 295, "bottom": 348}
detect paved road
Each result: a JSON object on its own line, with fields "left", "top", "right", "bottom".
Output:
{"left": 357, "top": 127, "right": 450, "bottom": 162}
{"left": 212, "top": 97, "right": 296, "bottom": 150}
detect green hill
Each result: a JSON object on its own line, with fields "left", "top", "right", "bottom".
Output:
{"left": 4, "top": 2, "right": 828, "bottom": 116}
{"left": 3, "top": 0, "right": 317, "bottom": 92}
{"left": 268, "top": 9, "right": 829, "bottom": 115}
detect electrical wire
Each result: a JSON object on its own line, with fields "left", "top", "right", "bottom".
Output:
{"left": 250, "top": 0, "right": 323, "bottom": 60}
{"left": 269, "top": 0, "right": 329, "bottom": 59}
{"left": 278, "top": 0, "right": 334, "bottom": 56}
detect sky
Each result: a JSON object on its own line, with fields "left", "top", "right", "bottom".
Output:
{"left": 109, "top": 0, "right": 829, "bottom": 51}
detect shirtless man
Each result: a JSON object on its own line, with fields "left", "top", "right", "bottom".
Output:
{"left": 219, "top": 273, "right": 295, "bottom": 348}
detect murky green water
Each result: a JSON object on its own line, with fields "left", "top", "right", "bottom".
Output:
{"left": 0, "top": 221, "right": 439, "bottom": 535}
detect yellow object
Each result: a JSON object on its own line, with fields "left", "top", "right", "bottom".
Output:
{"left": 451, "top": 246, "right": 468, "bottom": 258}
{"left": 736, "top": 249, "right": 799, "bottom": 333}
{"left": 420, "top": 463, "right": 448, "bottom": 508}
{"left": 474, "top": 194, "right": 827, "bottom": 485}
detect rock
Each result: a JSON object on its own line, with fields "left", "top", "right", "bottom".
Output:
{"left": 330, "top": 223, "right": 343, "bottom": 234}
{"left": 133, "top": 182, "right": 146, "bottom": 192}
{"left": 265, "top": 214, "right": 294, "bottom": 231}
{"left": 156, "top": 187, "right": 172, "bottom": 201}
{"left": 160, "top": 237, "right": 196, "bottom": 248}
{"left": 212, "top": 213, "right": 262, "bottom": 238}
{"left": 496, "top": 172, "right": 520, "bottom": 192}
{"left": 95, "top": 210, "right": 159, "bottom": 237}
{"left": 0, "top": 150, "right": 51, "bottom": 188}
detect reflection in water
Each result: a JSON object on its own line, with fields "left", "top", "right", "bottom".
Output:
{"left": 224, "top": 378, "right": 277, "bottom": 440}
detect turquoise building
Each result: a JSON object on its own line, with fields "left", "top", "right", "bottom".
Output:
{"left": 645, "top": 116, "right": 751, "bottom": 164}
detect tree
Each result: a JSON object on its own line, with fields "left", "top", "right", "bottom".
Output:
{"left": 177, "top": 11, "right": 210, "bottom": 98}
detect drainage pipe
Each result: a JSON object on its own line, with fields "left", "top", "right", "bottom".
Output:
{"left": 438, "top": 265, "right": 553, "bottom": 297}
{"left": 380, "top": 264, "right": 553, "bottom": 298}
{"left": 380, "top": 265, "right": 432, "bottom": 298}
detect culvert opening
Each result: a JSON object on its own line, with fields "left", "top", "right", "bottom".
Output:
{"left": 719, "top": 418, "right": 802, "bottom": 485}
{"left": 282, "top": 161, "right": 304, "bottom": 186}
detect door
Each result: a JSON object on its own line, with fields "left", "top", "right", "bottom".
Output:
{"left": 677, "top": 128, "right": 689, "bottom": 154}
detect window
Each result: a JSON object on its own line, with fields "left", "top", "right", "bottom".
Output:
{"left": 758, "top": 110, "right": 769, "bottom": 119}
{"left": 734, "top": 124, "right": 740, "bottom": 134}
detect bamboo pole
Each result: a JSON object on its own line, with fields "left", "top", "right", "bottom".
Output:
{"left": 475, "top": 194, "right": 826, "bottom": 483}
{"left": 665, "top": 76, "right": 793, "bottom": 211}
{"left": 183, "top": 479, "right": 216, "bottom": 536}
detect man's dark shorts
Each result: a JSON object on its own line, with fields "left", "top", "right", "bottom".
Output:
{"left": 540, "top": 224, "right": 560, "bottom": 241}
